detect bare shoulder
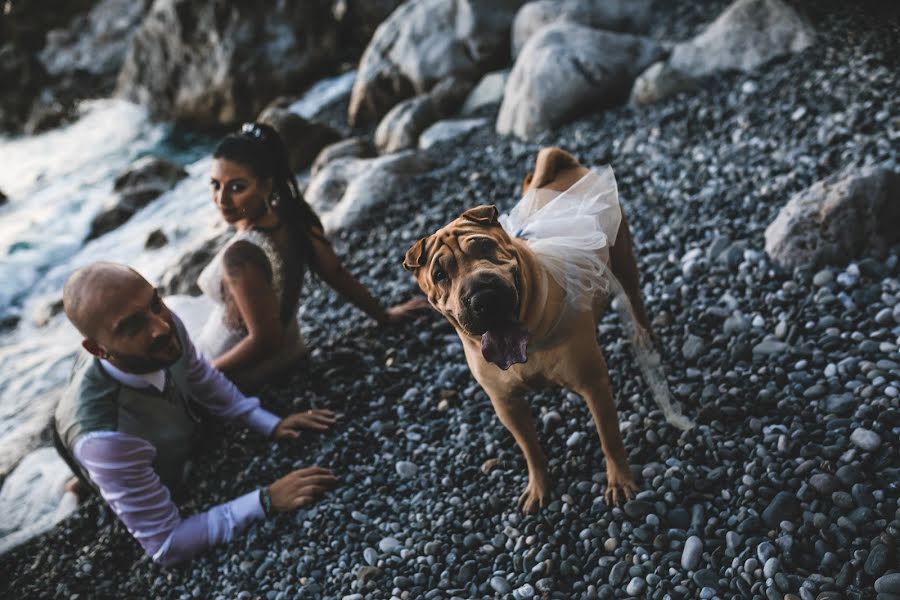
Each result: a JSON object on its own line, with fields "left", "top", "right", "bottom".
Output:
{"left": 223, "top": 240, "right": 272, "bottom": 279}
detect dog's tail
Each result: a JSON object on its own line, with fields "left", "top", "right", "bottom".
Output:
{"left": 604, "top": 270, "right": 695, "bottom": 431}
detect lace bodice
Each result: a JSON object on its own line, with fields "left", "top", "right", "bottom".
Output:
{"left": 197, "top": 229, "right": 286, "bottom": 323}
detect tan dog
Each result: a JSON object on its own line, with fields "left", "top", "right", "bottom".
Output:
{"left": 404, "top": 147, "right": 666, "bottom": 512}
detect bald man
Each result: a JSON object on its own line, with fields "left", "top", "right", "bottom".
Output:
{"left": 54, "top": 262, "right": 338, "bottom": 566}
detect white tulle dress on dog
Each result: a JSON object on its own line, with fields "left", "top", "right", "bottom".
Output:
{"left": 497, "top": 165, "right": 694, "bottom": 430}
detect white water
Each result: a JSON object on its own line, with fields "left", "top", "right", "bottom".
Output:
{"left": 0, "top": 73, "right": 354, "bottom": 553}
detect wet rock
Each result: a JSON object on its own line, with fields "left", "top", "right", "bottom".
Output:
{"left": 682, "top": 535, "right": 703, "bottom": 570}
{"left": 497, "top": 23, "right": 662, "bottom": 139}
{"left": 512, "top": 0, "right": 654, "bottom": 57}
{"left": 348, "top": 0, "right": 522, "bottom": 127}
{"left": 118, "top": 0, "right": 341, "bottom": 128}
{"left": 765, "top": 165, "right": 900, "bottom": 269}
{"left": 144, "top": 229, "right": 168, "bottom": 250}
{"left": 257, "top": 105, "right": 341, "bottom": 171}
{"left": 88, "top": 156, "right": 188, "bottom": 240}
{"left": 763, "top": 492, "right": 801, "bottom": 528}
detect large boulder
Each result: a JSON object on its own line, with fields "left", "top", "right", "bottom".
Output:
{"left": 305, "top": 151, "right": 431, "bottom": 231}
{"left": 311, "top": 137, "right": 376, "bottom": 178}
{"left": 87, "top": 156, "right": 188, "bottom": 240}
{"left": 117, "top": 0, "right": 340, "bottom": 128}
{"left": 497, "top": 23, "right": 663, "bottom": 140}
{"left": 257, "top": 105, "right": 342, "bottom": 172}
{"left": 1, "top": 0, "right": 144, "bottom": 134}
{"left": 765, "top": 166, "right": 900, "bottom": 270}
{"left": 632, "top": 0, "right": 814, "bottom": 105}
{"left": 511, "top": 0, "right": 654, "bottom": 57}
{"left": 38, "top": 0, "right": 143, "bottom": 83}
{"left": 348, "top": 0, "right": 524, "bottom": 127}
{"left": 373, "top": 77, "right": 472, "bottom": 153}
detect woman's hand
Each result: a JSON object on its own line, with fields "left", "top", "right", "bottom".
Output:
{"left": 381, "top": 296, "right": 432, "bottom": 325}
{"left": 272, "top": 409, "right": 338, "bottom": 440}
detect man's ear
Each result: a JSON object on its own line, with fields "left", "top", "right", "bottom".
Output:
{"left": 82, "top": 339, "right": 107, "bottom": 359}
{"left": 403, "top": 237, "right": 429, "bottom": 272}
{"left": 460, "top": 205, "right": 499, "bottom": 226}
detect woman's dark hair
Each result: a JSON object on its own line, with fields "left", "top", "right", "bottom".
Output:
{"left": 213, "top": 122, "right": 324, "bottom": 268}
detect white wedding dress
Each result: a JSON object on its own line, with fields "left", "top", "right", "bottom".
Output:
{"left": 165, "top": 229, "right": 307, "bottom": 387}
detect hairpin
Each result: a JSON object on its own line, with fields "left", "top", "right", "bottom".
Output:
{"left": 240, "top": 123, "right": 263, "bottom": 139}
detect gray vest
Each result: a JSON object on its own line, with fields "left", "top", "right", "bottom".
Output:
{"left": 55, "top": 318, "right": 199, "bottom": 490}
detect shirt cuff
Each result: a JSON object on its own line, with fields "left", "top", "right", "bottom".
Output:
{"left": 246, "top": 405, "right": 281, "bottom": 438}
{"left": 232, "top": 489, "right": 267, "bottom": 524}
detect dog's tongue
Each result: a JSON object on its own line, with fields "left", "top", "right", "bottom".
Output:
{"left": 481, "top": 320, "right": 531, "bottom": 370}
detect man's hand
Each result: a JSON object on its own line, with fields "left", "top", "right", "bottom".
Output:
{"left": 382, "top": 296, "right": 432, "bottom": 325}
{"left": 268, "top": 467, "right": 338, "bottom": 513}
{"left": 272, "top": 409, "right": 337, "bottom": 440}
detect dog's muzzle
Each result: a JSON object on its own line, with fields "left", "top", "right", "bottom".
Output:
{"left": 460, "top": 275, "right": 518, "bottom": 335}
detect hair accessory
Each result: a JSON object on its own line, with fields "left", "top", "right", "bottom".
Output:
{"left": 240, "top": 122, "right": 264, "bottom": 139}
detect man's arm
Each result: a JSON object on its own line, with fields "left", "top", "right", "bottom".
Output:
{"left": 178, "top": 314, "right": 280, "bottom": 437}
{"left": 74, "top": 432, "right": 263, "bottom": 567}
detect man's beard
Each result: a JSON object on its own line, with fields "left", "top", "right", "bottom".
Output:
{"left": 111, "top": 333, "right": 182, "bottom": 374}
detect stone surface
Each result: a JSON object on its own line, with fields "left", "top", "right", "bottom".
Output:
{"left": 348, "top": 0, "right": 523, "bottom": 127}
{"left": 419, "top": 118, "right": 487, "bottom": 150}
{"left": 88, "top": 156, "right": 188, "bottom": 240}
{"left": 305, "top": 151, "right": 431, "bottom": 231}
{"left": 460, "top": 69, "right": 509, "bottom": 115}
{"left": 765, "top": 165, "right": 900, "bottom": 270}
{"left": 511, "top": 0, "right": 654, "bottom": 57}
{"left": 632, "top": 0, "right": 815, "bottom": 104}
{"left": 497, "top": 23, "right": 662, "bottom": 139}
{"left": 257, "top": 105, "right": 341, "bottom": 171}
{"left": 158, "top": 228, "right": 231, "bottom": 296}
{"left": 311, "top": 137, "right": 376, "bottom": 178}
{"left": 117, "top": 0, "right": 341, "bottom": 128}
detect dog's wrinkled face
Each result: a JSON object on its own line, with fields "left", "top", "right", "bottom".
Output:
{"left": 405, "top": 205, "right": 531, "bottom": 369}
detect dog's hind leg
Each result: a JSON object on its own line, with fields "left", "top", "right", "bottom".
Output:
{"left": 609, "top": 213, "right": 653, "bottom": 335}
{"left": 481, "top": 384, "right": 551, "bottom": 514}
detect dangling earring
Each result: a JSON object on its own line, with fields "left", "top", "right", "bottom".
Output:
{"left": 268, "top": 191, "right": 281, "bottom": 210}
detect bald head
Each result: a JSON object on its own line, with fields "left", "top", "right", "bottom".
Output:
{"left": 63, "top": 262, "right": 148, "bottom": 339}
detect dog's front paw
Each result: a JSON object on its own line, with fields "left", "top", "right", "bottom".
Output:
{"left": 604, "top": 473, "right": 638, "bottom": 506}
{"left": 518, "top": 475, "right": 551, "bottom": 514}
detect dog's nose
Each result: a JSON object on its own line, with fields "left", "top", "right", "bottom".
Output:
{"left": 468, "top": 288, "right": 503, "bottom": 316}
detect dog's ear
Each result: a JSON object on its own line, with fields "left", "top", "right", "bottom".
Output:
{"left": 460, "top": 204, "right": 499, "bottom": 226}
{"left": 403, "top": 237, "right": 430, "bottom": 271}
{"left": 530, "top": 147, "right": 581, "bottom": 188}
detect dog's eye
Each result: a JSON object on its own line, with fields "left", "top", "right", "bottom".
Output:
{"left": 432, "top": 266, "right": 448, "bottom": 283}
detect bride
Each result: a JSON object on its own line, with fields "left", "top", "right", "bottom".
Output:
{"left": 167, "top": 122, "right": 426, "bottom": 390}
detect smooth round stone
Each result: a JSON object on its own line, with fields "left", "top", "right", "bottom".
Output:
{"left": 566, "top": 431, "right": 586, "bottom": 447}
{"left": 757, "top": 541, "right": 776, "bottom": 562}
{"left": 623, "top": 500, "right": 653, "bottom": 519}
{"left": 378, "top": 537, "right": 401, "bottom": 553}
{"left": 763, "top": 556, "right": 780, "bottom": 578}
{"left": 682, "top": 536, "right": 703, "bottom": 570}
{"left": 808, "top": 474, "right": 838, "bottom": 495}
{"left": 692, "top": 568, "right": 717, "bottom": 588}
{"left": 850, "top": 427, "right": 881, "bottom": 451}
{"left": 763, "top": 492, "right": 801, "bottom": 528}
{"left": 875, "top": 574, "right": 900, "bottom": 593}
{"left": 512, "top": 583, "right": 535, "bottom": 599}
{"left": 396, "top": 461, "right": 419, "bottom": 478}
{"left": 490, "top": 576, "right": 511, "bottom": 594}
{"left": 626, "top": 577, "right": 646, "bottom": 596}
{"left": 864, "top": 544, "right": 890, "bottom": 577}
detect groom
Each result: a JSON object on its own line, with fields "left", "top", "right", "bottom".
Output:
{"left": 54, "top": 261, "right": 338, "bottom": 566}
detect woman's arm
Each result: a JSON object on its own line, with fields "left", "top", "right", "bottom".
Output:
{"left": 211, "top": 241, "right": 283, "bottom": 374}
{"left": 309, "top": 230, "right": 391, "bottom": 324}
